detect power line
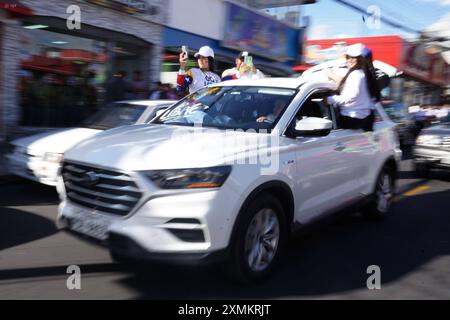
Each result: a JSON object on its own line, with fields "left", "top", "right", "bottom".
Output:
{"left": 332, "top": 0, "right": 417, "bottom": 33}
{"left": 331, "top": 0, "right": 450, "bottom": 42}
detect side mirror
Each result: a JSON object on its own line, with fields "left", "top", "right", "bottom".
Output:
{"left": 294, "top": 117, "right": 333, "bottom": 137}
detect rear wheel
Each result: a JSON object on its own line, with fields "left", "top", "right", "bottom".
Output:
{"left": 228, "top": 194, "right": 287, "bottom": 283}
{"left": 110, "top": 251, "right": 136, "bottom": 265}
{"left": 362, "top": 166, "right": 396, "bottom": 220}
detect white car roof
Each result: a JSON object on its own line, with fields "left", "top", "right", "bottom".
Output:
{"left": 114, "top": 100, "right": 178, "bottom": 107}
{"left": 215, "top": 77, "right": 307, "bottom": 89}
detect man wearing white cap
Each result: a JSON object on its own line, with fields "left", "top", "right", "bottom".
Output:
{"left": 326, "top": 43, "right": 380, "bottom": 131}
{"left": 177, "top": 45, "right": 221, "bottom": 94}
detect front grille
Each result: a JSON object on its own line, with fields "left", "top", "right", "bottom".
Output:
{"left": 62, "top": 162, "right": 142, "bottom": 216}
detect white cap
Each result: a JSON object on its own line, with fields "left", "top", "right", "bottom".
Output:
{"left": 194, "top": 46, "right": 215, "bottom": 59}
{"left": 345, "top": 43, "right": 365, "bottom": 58}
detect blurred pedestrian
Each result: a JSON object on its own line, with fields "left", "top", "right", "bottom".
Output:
{"left": 132, "top": 71, "right": 148, "bottom": 100}
{"left": 107, "top": 71, "right": 127, "bottom": 102}
{"left": 149, "top": 81, "right": 165, "bottom": 99}
{"left": 177, "top": 46, "right": 221, "bottom": 94}
{"left": 164, "top": 84, "right": 178, "bottom": 100}
{"left": 222, "top": 51, "right": 265, "bottom": 81}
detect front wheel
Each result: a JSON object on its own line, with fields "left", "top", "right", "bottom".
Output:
{"left": 362, "top": 166, "right": 396, "bottom": 220}
{"left": 227, "top": 194, "right": 287, "bottom": 284}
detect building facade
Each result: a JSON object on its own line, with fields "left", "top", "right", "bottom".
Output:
{"left": 161, "top": 0, "right": 307, "bottom": 84}
{"left": 0, "top": 0, "right": 167, "bottom": 139}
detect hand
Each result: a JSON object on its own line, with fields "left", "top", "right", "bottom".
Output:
{"left": 239, "top": 63, "right": 252, "bottom": 75}
{"left": 179, "top": 53, "right": 188, "bottom": 70}
{"left": 325, "top": 68, "right": 343, "bottom": 83}
{"left": 252, "top": 65, "right": 257, "bottom": 74}
{"left": 323, "top": 97, "right": 329, "bottom": 106}
{"left": 256, "top": 116, "right": 266, "bottom": 123}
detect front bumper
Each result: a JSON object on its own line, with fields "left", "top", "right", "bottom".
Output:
{"left": 107, "top": 232, "right": 229, "bottom": 265}
{"left": 5, "top": 152, "right": 60, "bottom": 186}
{"left": 413, "top": 146, "right": 450, "bottom": 169}
{"left": 57, "top": 177, "right": 242, "bottom": 263}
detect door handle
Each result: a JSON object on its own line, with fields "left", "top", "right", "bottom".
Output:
{"left": 334, "top": 142, "right": 346, "bottom": 151}
{"left": 373, "top": 133, "right": 381, "bottom": 142}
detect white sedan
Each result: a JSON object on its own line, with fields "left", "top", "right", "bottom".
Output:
{"left": 6, "top": 100, "right": 176, "bottom": 186}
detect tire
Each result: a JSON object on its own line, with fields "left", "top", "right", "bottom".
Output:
{"left": 110, "top": 251, "right": 136, "bottom": 265}
{"left": 415, "top": 163, "right": 429, "bottom": 179}
{"left": 362, "top": 166, "right": 396, "bottom": 220}
{"left": 227, "top": 194, "right": 287, "bottom": 284}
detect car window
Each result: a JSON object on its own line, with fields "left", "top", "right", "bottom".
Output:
{"left": 285, "top": 91, "right": 335, "bottom": 134}
{"left": 82, "top": 103, "right": 146, "bottom": 130}
{"left": 154, "top": 86, "right": 297, "bottom": 132}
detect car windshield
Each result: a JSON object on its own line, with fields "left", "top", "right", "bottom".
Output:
{"left": 383, "top": 102, "right": 408, "bottom": 123}
{"left": 81, "top": 103, "right": 146, "bottom": 130}
{"left": 153, "top": 86, "right": 297, "bottom": 131}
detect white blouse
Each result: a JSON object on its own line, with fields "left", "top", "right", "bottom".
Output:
{"left": 327, "top": 69, "right": 372, "bottom": 119}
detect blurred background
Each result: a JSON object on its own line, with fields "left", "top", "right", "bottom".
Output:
{"left": 0, "top": 0, "right": 448, "bottom": 140}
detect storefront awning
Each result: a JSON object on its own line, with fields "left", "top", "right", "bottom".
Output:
{"left": 0, "top": 0, "right": 33, "bottom": 16}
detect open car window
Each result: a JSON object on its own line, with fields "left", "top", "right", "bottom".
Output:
{"left": 285, "top": 91, "right": 336, "bottom": 135}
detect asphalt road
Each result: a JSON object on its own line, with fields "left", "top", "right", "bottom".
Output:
{"left": 0, "top": 158, "right": 449, "bottom": 300}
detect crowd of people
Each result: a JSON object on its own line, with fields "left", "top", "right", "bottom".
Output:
{"left": 20, "top": 43, "right": 446, "bottom": 132}
{"left": 106, "top": 71, "right": 184, "bottom": 103}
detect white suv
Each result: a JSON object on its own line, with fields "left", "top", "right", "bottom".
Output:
{"left": 56, "top": 78, "right": 401, "bottom": 282}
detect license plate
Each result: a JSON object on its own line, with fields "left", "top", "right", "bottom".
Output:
{"left": 69, "top": 212, "right": 111, "bottom": 241}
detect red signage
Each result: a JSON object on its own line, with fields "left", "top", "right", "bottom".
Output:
{"left": 401, "top": 42, "right": 449, "bottom": 87}
{"left": 300, "top": 35, "right": 449, "bottom": 88}
{"left": 305, "top": 35, "right": 404, "bottom": 68}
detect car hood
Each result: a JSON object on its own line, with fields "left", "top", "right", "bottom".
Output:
{"left": 11, "top": 128, "right": 102, "bottom": 155}
{"left": 422, "top": 123, "right": 450, "bottom": 136}
{"left": 64, "top": 124, "right": 276, "bottom": 171}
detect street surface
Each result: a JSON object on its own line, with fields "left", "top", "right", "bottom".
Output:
{"left": 0, "top": 154, "right": 449, "bottom": 299}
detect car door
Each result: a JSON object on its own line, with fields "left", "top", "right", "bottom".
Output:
{"left": 326, "top": 127, "right": 375, "bottom": 202}
{"left": 287, "top": 90, "right": 359, "bottom": 224}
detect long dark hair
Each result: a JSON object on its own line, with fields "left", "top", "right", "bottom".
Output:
{"left": 364, "top": 60, "right": 381, "bottom": 102}
{"left": 338, "top": 56, "right": 381, "bottom": 102}
{"left": 207, "top": 57, "right": 215, "bottom": 73}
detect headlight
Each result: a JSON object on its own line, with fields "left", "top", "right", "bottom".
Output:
{"left": 13, "top": 146, "right": 27, "bottom": 155}
{"left": 43, "top": 152, "right": 64, "bottom": 163}
{"left": 145, "top": 166, "right": 232, "bottom": 189}
{"left": 416, "top": 135, "right": 442, "bottom": 146}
